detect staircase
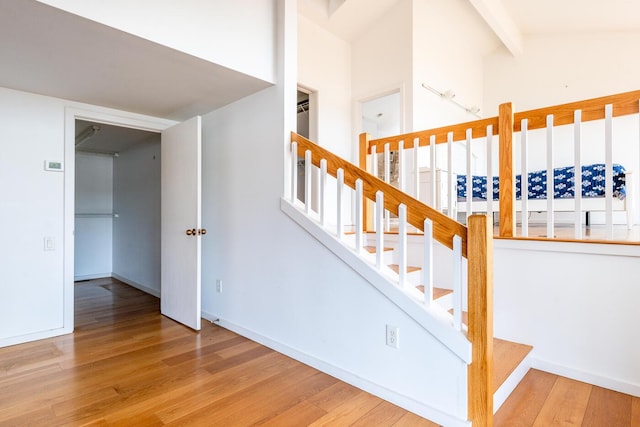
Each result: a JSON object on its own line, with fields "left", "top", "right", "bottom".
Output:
{"left": 285, "top": 131, "right": 529, "bottom": 425}
{"left": 362, "top": 232, "right": 534, "bottom": 413}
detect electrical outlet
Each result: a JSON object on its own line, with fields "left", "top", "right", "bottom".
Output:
{"left": 216, "top": 279, "right": 222, "bottom": 293}
{"left": 386, "top": 325, "right": 399, "bottom": 349}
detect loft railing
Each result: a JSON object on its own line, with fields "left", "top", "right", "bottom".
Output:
{"left": 361, "top": 90, "right": 640, "bottom": 242}
{"left": 288, "top": 132, "right": 494, "bottom": 426}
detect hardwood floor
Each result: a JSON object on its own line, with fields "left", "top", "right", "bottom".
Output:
{"left": 0, "top": 278, "right": 437, "bottom": 426}
{"left": 495, "top": 369, "right": 640, "bottom": 426}
{"left": 1, "top": 278, "right": 638, "bottom": 426}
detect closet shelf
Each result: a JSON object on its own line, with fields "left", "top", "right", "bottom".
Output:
{"left": 75, "top": 213, "right": 119, "bottom": 218}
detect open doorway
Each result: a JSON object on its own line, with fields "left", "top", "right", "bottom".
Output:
{"left": 361, "top": 91, "right": 402, "bottom": 187}
{"left": 74, "top": 120, "right": 161, "bottom": 299}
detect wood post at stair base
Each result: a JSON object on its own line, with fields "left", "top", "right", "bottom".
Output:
{"left": 467, "top": 214, "right": 494, "bottom": 426}
{"left": 360, "top": 132, "right": 373, "bottom": 231}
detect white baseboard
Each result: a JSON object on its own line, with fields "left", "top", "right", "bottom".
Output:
{"left": 74, "top": 273, "right": 111, "bottom": 281}
{"left": 0, "top": 326, "right": 72, "bottom": 349}
{"left": 201, "top": 310, "right": 470, "bottom": 427}
{"left": 111, "top": 273, "right": 160, "bottom": 298}
{"left": 532, "top": 357, "right": 640, "bottom": 398}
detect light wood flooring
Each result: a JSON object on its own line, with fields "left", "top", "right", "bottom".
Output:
{"left": 0, "top": 278, "right": 638, "bottom": 426}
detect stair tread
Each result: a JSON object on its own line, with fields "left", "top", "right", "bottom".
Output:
{"left": 448, "top": 309, "right": 533, "bottom": 392}
{"left": 415, "top": 285, "right": 452, "bottom": 300}
{"left": 363, "top": 245, "right": 393, "bottom": 253}
{"left": 493, "top": 338, "right": 533, "bottom": 392}
{"left": 388, "top": 264, "right": 421, "bottom": 273}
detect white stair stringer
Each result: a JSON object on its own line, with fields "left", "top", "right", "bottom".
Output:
{"left": 281, "top": 198, "right": 471, "bottom": 364}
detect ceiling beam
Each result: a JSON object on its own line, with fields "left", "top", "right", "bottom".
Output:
{"left": 328, "top": 0, "right": 347, "bottom": 16}
{"left": 468, "top": 0, "right": 523, "bottom": 56}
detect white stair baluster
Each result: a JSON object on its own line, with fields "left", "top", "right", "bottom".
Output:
{"left": 371, "top": 146, "right": 378, "bottom": 232}
{"left": 452, "top": 235, "right": 462, "bottom": 331}
{"left": 336, "top": 168, "right": 344, "bottom": 240}
{"left": 384, "top": 142, "right": 391, "bottom": 231}
{"left": 423, "top": 218, "right": 433, "bottom": 305}
{"left": 320, "top": 159, "right": 327, "bottom": 226}
{"left": 398, "top": 140, "right": 405, "bottom": 192}
{"left": 398, "top": 204, "right": 407, "bottom": 290}
{"left": 546, "top": 114, "right": 554, "bottom": 238}
{"left": 574, "top": 110, "right": 583, "bottom": 239}
{"left": 466, "top": 128, "right": 473, "bottom": 221}
{"left": 521, "top": 119, "right": 529, "bottom": 237}
{"left": 605, "top": 104, "right": 613, "bottom": 239}
{"left": 447, "top": 131, "right": 454, "bottom": 219}
{"left": 486, "top": 125, "right": 494, "bottom": 221}
{"left": 430, "top": 135, "right": 437, "bottom": 208}
{"left": 304, "top": 149, "right": 312, "bottom": 215}
{"left": 355, "top": 179, "right": 363, "bottom": 253}
{"left": 291, "top": 141, "right": 298, "bottom": 203}
{"left": 375, "top": 191, "right": 384, "bottom": 270}
{"left": 413, "top": 138, "right": 420, "bottom": 199}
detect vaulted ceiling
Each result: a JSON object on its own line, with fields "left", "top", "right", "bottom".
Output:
{"left": 299, "top": 0, "right": 640, "bottom": 55}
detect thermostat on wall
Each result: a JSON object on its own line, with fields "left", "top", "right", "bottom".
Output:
{"left": 44, "top": 160, "right": 64, "bottom": 172}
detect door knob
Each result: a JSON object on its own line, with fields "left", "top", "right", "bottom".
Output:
{"left": 186, "top": 228, "right": 196, "bottom": 236}
{"left": 198, "top": 228, "right": 207, "bottom": 235}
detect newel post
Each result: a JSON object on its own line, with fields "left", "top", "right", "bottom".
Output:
{"left": 467, "top": 214, "right": 494, "bottom": 427}
{"left": 359, "top": 132, "right": 373, "bottom": 231}
{"left": 498, "top": 102, "right": 515, "bottom": 237}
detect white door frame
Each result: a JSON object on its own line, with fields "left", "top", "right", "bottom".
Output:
{"left": 63, "top": 106, "right": 176, "bottom": 333}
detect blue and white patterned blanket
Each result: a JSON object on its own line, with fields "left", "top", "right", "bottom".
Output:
{"left": 456, "top": 164, "right": 626, "bottom": 201}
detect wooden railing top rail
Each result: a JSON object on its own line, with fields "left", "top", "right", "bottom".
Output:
{"left": 291, "top": 132, "right": 468, "bottom": 256}
{"left": 367, "top": 117, "right": 499, "bottom": 153}
{"left": 513, "top": 89, "right": 640, "bottom": 131}
{"left": 365, "top": 89, "right": 640, "bottom": 153}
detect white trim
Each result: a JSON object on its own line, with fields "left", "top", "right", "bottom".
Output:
{"left": 0, "top": 327, "right": 71, "bottom": 349}
{"left": 281, "top": 197, "right": 472, "bottom": 363}
{"left": 111, "top": 273, "right": 161, "bottom": 298}
{"left": 532, "top": 357, "right": 640, "bottom": 398}
{"left": 64, "top": 106, "right": 177, "bottom": 336}
{"left": 494, "top": 238, "right": 640, "bottom": 258}
{"left": 74, "top": 273, "right": 112, "bottom": 281}
{"left": 201, "top": 311, "right": 471, "bottom": 427}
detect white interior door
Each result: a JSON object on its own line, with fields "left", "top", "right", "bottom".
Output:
{"left": 161, "top": 116, "right": 202, "bottom": 330}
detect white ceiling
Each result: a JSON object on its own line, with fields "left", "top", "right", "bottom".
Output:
{"left": 75, "top": 120, "right": 158, "bottom": 155}
{"left": 300, "top": 0, "right": 640, "bottom": 48}
{"left": 2, "top": 0, "right": 638, "bottom": 126}
{"left": 502, "top": 0, "right": 640, "bottom": 35}
{"left": 0, "top": 1, "right": 271, "bottom": 121}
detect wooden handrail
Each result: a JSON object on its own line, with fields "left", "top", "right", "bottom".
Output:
{"left": 291, "top": 132, "right": 468, "bottom": 256}
{"left": 366, "top": 117, "right": 499, "bottom": 153}
{"left": 514, "top": 89, "right": 640, "bottom": 131}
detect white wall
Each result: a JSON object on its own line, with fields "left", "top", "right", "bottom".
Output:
{"left": 74, "top": 152, "right": 113, "bottom": 279}
{"left": 484, "top": 32, "right": 640, "bottom": 113}
{"left": 352, "top": 0, "right": 413, "bottom": 134}
{"left": 298, "top": 14, "right": 352, "bottom": 158}
{"left": 201, "top": 88, "right": 468, "bottom": 422}
{"left": 298, "top": 15, "right": 353, "bottom": 224}
{"left": 112, "top": 137, "right": 161, "bottom": 295}
{"left": 200, "top": 1, "right": 468, "bottom": 423}
{"left": 412, "top": 0, "right": 498, "bottom": 131}
{"left": 494, "top": 240, "right": 640, "bottom": 397}
{"left": 36, "top": 0, "right": 276, "bottom": 84}
{"left": 0, "top": 87, "right": 66, "bottom": 343}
